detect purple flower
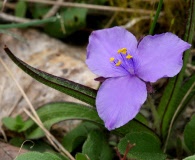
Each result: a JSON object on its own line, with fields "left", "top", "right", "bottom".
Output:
{"left": 86, "top": 27, "right": 191, "bottom": 130}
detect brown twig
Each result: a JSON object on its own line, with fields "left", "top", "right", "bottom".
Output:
{"left": 122, "top": 141, "right": 136, "bottom": 160}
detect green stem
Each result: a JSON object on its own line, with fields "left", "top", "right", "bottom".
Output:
{"left": 147, "top": 95, "right": 160, "bottom": 132}
{"left": 149, "top": 0, "right": 164, "bottom": 35}
{"left": 0, "top": 16, "right": 58, "bottom": 29}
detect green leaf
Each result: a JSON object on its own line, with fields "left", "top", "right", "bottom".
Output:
{"left": 135, "top": 113, "right": 149, "bottom": 126}
{"left": 161, "top": 74, "right": 195, "bottom": 150}
{"left": 2, "top": 115, "right": 32, "bottom": 132}
{"left": 82, "top": 130, "right": 113, "bottom": 160}
{"left": 184, "top": 114, "right": 195, "bottom": 153}
{"left": 25, "top": 102, "right": 102, "bottom": 139}
{"left": 24, "top": 102, "right": 155, "bottom": 139}
{"left": 43, "top": 152, "right": 68, "bottom": 160}
{"left": 15, "top": 0, "right": 27, "bottom": 17}
{"left": 31, "top": 4, "right": 50, "bottom": 19}
{"left": 118, "top": 132, "right": 166, "bottom": 160}
{"left": 160, "top": 75, "right": 195, "bottom": 140}
{"left": 2, "top": 116, "right": 23, "bottom": 131}
{"left": 16, "top": 152, "right": 43, "bottom": 160}
{"left": 175, "top": 75, "right": 195, "bottom": 117}
{"left": 114, "top": 119, "right": 154, "bottom": 136}
{"left": 44, "top": 8, "right": 87, "bottom": 38}
{"left": 183, "top": 155, "right": 195, "bottom": 160}
{"left": 75, "top": 153, "right": 88, "bottom": 160}
{"left": 4, "top": 47, "right": 97, "bottom": 106}
{"left": 62, "top": 122, "right": 99, "bottom": 152}
{"left": 16, "top": 151, "right": 68, "bottom": 160}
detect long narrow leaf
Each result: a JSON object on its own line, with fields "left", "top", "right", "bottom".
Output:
{"left": 157, "top": 0, "right": 195, "bottom": 140}
{"left": 168, "top": 75, "right": 195, "bottom": 122}
{"left": 4, "top": 46, "right": 97, "bottom": 106}
{"left": 163, "top": 75, "right": 195, "bottom": 151}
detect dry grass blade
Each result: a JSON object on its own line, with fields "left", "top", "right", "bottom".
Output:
{"left": 0, "top": 57, "right": 75, "bottom": 160}
{"left": 14, "top": 140, "right": 34, "bottom": 160}
{"left": 25, "top": 0, "right": 158, "bottom": 14}
{"left": 0, "top": 79, "right": 7, "bottom": 142}
{"left": 23, "top": 108, "right": 75, "bottom": 160}
{"left": 43, "top": 0, "right": 63, "bottom": 18}
{"left": 0, "top": 13, "right": 30, "bottom": 23}
{"left": 1, "top": 0, "right": 7, "bottom": 12}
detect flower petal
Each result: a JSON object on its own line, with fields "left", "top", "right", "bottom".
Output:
{"left": 86, "top": 27, "right": 138, "bottom": 78}
{"left": 135, "top": 33, "right": 191, "bottom": 82}
{"left": 96, "top": 76, "right": 147, "bottom": 130}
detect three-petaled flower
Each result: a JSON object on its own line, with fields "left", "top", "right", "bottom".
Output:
{"left": 86, "top": 27, "right": 191, "bottom": 130}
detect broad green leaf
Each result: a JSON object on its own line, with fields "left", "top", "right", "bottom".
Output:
{"left": 184, "top": 114, "right": 195, "bottom": 153}
{"left": 114, "top": 119, "right": 154, "bottom": 136}
{"left": 118, "top": 132, "right": 166, "bottom": 160}
{"left": 62, "top": 122, "right": 99, "bottom": 152}
{"left": 4, "top": 47, "right": 97, "bottom": 106}
{"left": 82, "top": 130, "right": 113, "bottom": 160}
{"left": 16, "top": 151, "right": 68, "bottom": 160}
{"left": 16, "top": 152, "right": 43, "bottom": 160}
{"left": 44, "top": 8, "right": 87, "bottom": 38}
{"left": 25, "top": 102, "right": 101, "bottom": 139}
{"left": 75, "top": 153, "right": 89, "bottom": 160}
{"left": 43, "top": 152, "right": 68, "bottom": 160}
{"left": 157, "top": 0, "right": 195, "bottom": 140}
{"left": 2, "top": 116, "right": 23, "bottom": 132}
{"left": 24, "top": 102, "right": 155, "bottom": 139}
{"left": 15, "top": 0, "right": 27, "bottom": 17}
{"left": 183, "top": 155, "right": 195, "bottom": 160}
{"left": 2, "top": 115, "right": 32, "bottom": 132}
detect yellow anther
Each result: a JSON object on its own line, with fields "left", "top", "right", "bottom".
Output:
{"left": 116, "top": 60, "right": 122, "bottom": 66}
{"left": 126, "top": 54, "right": 133, "bottom": 60}
{"left": 110, "top": 57, "right": 115, "bottom": 62}
{"left": 117, "top": 48, "right": 127, "bottom": 54}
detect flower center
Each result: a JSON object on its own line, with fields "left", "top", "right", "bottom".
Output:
{"left": 109, "top": 48, "right": 135, "bottom": 75}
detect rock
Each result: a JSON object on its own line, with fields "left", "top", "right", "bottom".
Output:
{"left": 0, "top": 141, "right": 28, "bottom": 160}
{"left": 0, "top": 29, "right": 98, "bottom": 130}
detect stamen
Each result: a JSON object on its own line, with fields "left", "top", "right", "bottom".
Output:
{"left": 116, "top": 60, "right": 122, "bottom": 66}
{"left": 126, "top": 54, "right": 133, "bottom": 60}
{"left": 117, "top": 48, "right": 127, "bottom": 54}
{"left": 110, "top": 57, "right": 115, "bottom": 62}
